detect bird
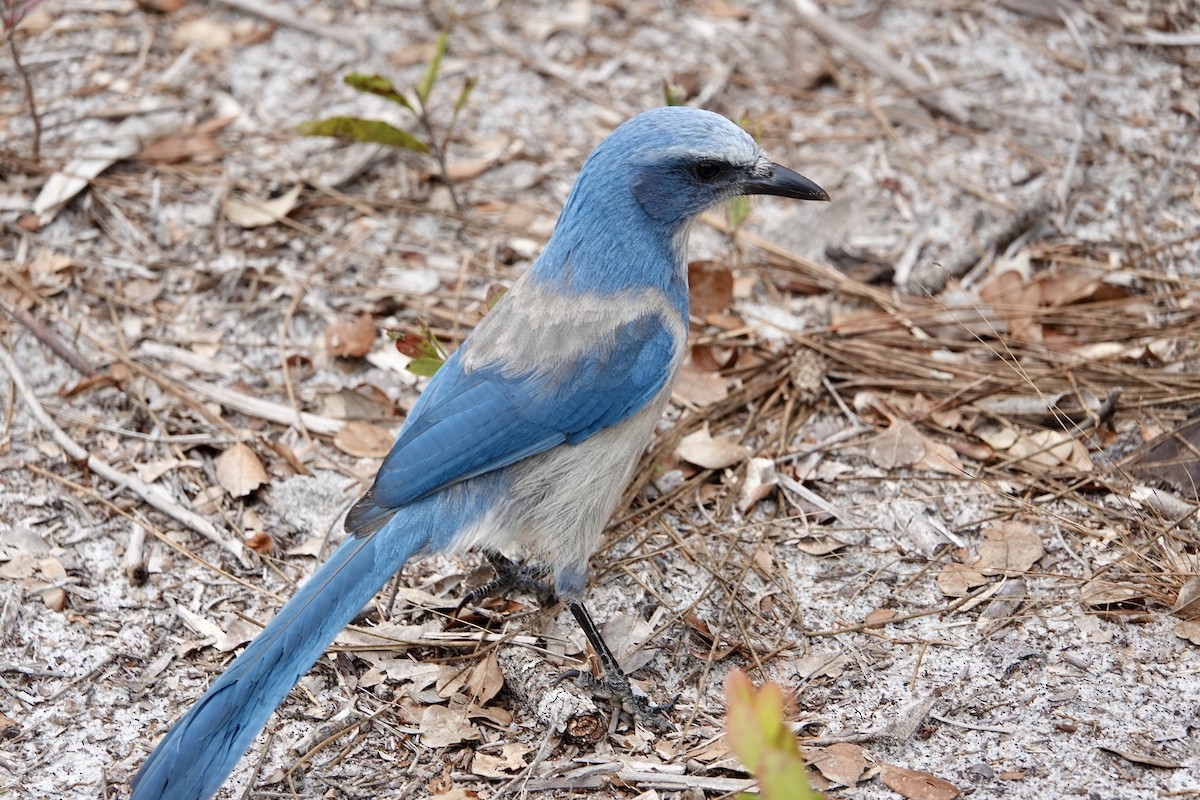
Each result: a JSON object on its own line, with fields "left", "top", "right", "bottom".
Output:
{"left": 130, "top": 105, "right": 828, "bottom": 800}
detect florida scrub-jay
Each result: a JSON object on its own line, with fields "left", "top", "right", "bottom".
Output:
{"left": 130, "top": 106, "right": 828, "bottom": 800}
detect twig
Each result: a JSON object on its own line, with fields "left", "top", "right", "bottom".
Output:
{"left": 791, "top": 0, "right": 972, "bottom": 125}
{"left": 123, "top": 522, "right": 148, "bottom": 586}
{"left": 907, "top": 194, "right": 1055, "bottom": 294}
{"left": 212, "top": 0, "right": 364, "bottom": 49}
{"left": 0, "top": 292, "right": 97, "bottom": 376}
{"left": 183, "top": 376, "right": 347, "bottom": 436}
{"left": 0, "top": 346, "right": 248, "bottom": 562}
{"left": 3, "top": 14, "right": 42, "bottom": 160}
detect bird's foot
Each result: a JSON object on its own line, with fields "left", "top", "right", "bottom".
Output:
{"left": 554, "top": 668, "right": 677, "bottom": 733}
{"left": 456, "top": 551, "right": 556, "bottom": 615}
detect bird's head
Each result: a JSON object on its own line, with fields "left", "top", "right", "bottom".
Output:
{"left": 575, "top": 106, "right": 829, "bottom": 230}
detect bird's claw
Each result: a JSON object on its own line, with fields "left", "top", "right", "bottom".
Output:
{"left": 554, "top": 668, "right": 676, "bottom": 733}
{"left": 456, "top": 551, "right": 556, "bottom": 616}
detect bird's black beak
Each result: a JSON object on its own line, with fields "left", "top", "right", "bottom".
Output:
{"left": 742, "top": 162, "right": 830, "bottom": 202}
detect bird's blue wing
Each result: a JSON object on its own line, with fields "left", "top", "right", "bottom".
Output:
{"left": 345, "top": 312, "right": 676, "bottom": 536}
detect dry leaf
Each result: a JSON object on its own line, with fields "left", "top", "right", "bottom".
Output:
{"left": 1173, "top": 619, "right": 1200, "bottom": 645}
{"left": 688, "top": 260, "right": 734, "bottom": 318}
{"left": 171, "top": 17, "right": 234, "bottom": 49}
{"left": 936, "top": 562, "right": 988, "bottom": 597}
{"left": 333, "top": 421, "right": 394, "bottom": 458}
{"left": 471, "top": 743, "right": 530, "bottom": 777}
{"left": 864, "top": 608, "right": 898, "bottom": 628}
{"left": 676, "top": 426, "right": 748, "bottom": 469}
{"left": 418, "top": 704, "right": 482, "bottom": 748}
{"left": 673, "top": 362, "right": 728, "bottom": 407}
{"left": 224, "top": 185, "right": 302, "bottom": 228}
{"left": 1080, "top": 578, "right": 1145, "bottom": 606}
{"left": 324, "top": 314, "right": 376, "bottom": 358}
{"left": 869, "top": 421, "right": 925, "bottom": 470}
{"left": 804, "top": 742, "right": 868, "bottom": 787}
{"left": 465, "top": 652, "right": 504, "bottom": 704}
{"left": 37, "top": 557, "right": 68, "bottom": 612}
{"left": 1099, "top": 746, "right": 1183, "bottom": 769}
{"left": 215, "top": 442, "right": 268, "bottom": 497}
{"left": 880, "top": 763, "right": 960, "bottom": 800}
{"left": 975, "top": 521, "right": 1044, "bottom": 576}
{"left": 795, "top": 535, "right": 847, "bottom": 556}
{"left": 1171, "top": 577, "right": 1200, "bottom": 619}
{"left": 739, "top": 457, "right": 777, "bottom": 511}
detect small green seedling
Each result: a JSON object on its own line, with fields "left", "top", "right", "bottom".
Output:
{"left": 298, "top": 32, "right": 476, "bottom": 208}
{"left": 388, "top": 324, "right": 447, "bottom": 378}
{"left": 725, "top": 669, "right": 821, "bottom": 800}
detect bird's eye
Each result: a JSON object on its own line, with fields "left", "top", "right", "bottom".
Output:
{"left": 691, "top": 160, "right": 723, "bottom": 181}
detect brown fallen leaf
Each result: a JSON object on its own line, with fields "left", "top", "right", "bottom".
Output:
{"left": 324, "top": 314, "right": 376, "bottom": 358}
{"left": 1173, "top": 619, "right": 1200, "bottom": 645}
{"left": 465, "top": 652, "right": 505, "bottom": 704}
{"left": 869, "top": 420, "right": 925, "bottom": 470}
{"left": 419, "top": 704, "right": 482, "bottom": 748}
{"left": 936, "top": 562, "right": 988, "bottom": 598}
{"left": 676, "top": 426, "right": 748, "bottom": 469}
{"left": 1080, "top": 578, "right": 1145, "bottom": 607}
{"left": 334, "top": 421, "right": 394, "bottom": 458}
{"left": 224, "top": 185, "right": 302, "bottom": 228}
{"left": 215, "top": 442, "right": 268, "bottom": 497}
{"left": 688, "top": 259, "right": 734, "bottom": 318}
{"left": 1099, "top": 746, "right": 1183, "bottom": 769}
{"left": 879, "top": 763, "right": 960, "bottom": 800}
{"left": 1172, "top": 578, "right": 1200, "bottom": 619}
{"left": 804, "top": 742, "right": 869, "bottom": 787}
{"left": 864, "top": 608, "right": 898, "bottom": 628}
{"left": 975, "top": 520, "right": 1044, "bottom": 576}
{"left": 673, "top": 362, "right": 728, "bottom": 407}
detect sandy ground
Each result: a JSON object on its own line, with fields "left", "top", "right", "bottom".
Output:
{"left": 1, "top": 1, "right": 1199, "bottom": 799}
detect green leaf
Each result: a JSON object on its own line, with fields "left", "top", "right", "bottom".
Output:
{"left": 416, "top": 31, "right": 448, "bottom": 105}
{"left": 662, "top": 79, "right": 687, "bottom": 107}
{"left": 343, "top": 73, "right": 414, "bottom": 111}
{"left": 454, "top": 75, "right": 478, "bottom": 114}
{"left": 388, "top": 325, "right": 447, "bottom": 377}
{"left": 484, "top": 283, "right": 508, "bottom": 311}
{"left": 297, "top": 116, "right": 429, "bottom": 153}
{"left": 406, "top": 357, "right": 445, "bottom": 378}
{"left": 726, "top": 195, "right": 751, "bottom": 230}
{"left": 724, "top": 669, "right": 821, "bottom": 800}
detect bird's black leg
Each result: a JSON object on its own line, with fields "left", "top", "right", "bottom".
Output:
{"left": 456, "top": 550, "right": 556, "bottom": 614}
{"left": 560, "top": 600, "right": 675, "bottom": 732}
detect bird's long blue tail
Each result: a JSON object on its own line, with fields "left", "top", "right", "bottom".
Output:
{"left": 130, "top": 522, "right": 426, "bottom": 800}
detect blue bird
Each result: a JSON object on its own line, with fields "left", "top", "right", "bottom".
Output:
{"left": 130, "top": 106, "right": 828, "bottom": 800}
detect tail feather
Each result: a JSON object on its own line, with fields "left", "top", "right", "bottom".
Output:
{"left": 131, "top": 525, "right": 424, "bottom": 800}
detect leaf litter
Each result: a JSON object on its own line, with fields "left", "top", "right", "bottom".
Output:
{"left": 1, "top": 2, "right": 1199, "bottom": 800}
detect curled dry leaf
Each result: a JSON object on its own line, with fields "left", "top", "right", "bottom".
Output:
{"left": 739, "top": 457, "right": 778, "bottom": 512}
{"left": 224, "top": 184, "right": 302, "bottom": 228}
{"left": 334, "top": 421, "right": 394, "bottom": 458}
{"left": 324, "top": 314, "right": 376, "bottom": 358}
{"left": 215, "top": 442, "right": 268, "bottom": 497}
{"left": 879, "top": 763, "right": 960, "bottom": 800}
{"left": 676, "top": 426, "right": 749, "bottom": 469}
{"left": 1171, "top": 577, "right": 1200, "bottom": 619}
{"left": 1080, "top": 578, "right": 1146, "bottom": 606}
